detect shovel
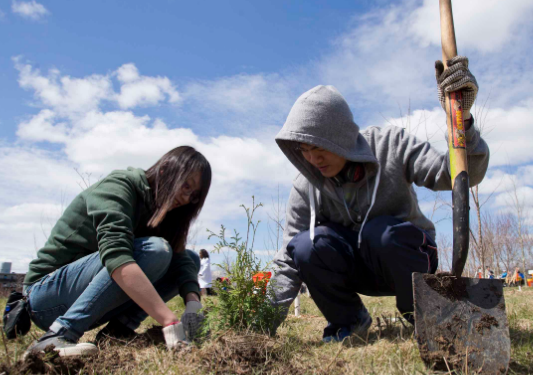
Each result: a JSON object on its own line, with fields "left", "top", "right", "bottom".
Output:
{"left": 412, "top": 1, "right": 510, "bottom": 374}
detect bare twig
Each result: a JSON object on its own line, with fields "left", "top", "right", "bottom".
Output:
{"left": 443, "top": 356, "right": 452, "bottom": 375}
{"left": 1, "top": 327, "right": 10, "bottom": 366}
{"left": 325, "top": 344, "right": 344, "bottom": 372}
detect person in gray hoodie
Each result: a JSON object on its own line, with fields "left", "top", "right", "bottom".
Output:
{"left": 271, "top": 56, "right": 488, "bottom": 342}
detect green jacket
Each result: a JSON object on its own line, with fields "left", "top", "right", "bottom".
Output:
{"left": 24, "top": 167, "right": 200, "bottom": 299}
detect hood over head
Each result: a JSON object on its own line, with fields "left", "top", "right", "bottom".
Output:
{"left": 275, "top": 85, "right": 378, "bottom": 189}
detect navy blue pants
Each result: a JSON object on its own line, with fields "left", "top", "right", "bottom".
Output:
{"left": 288, "top": 216, "right": 438, "bottom": 326}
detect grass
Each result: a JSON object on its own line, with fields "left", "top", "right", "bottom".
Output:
{"left": 0, "top": 287, "right": 532, "bottom": 374}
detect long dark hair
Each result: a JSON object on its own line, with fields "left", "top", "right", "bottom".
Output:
{"left": 143, "top": 146, "right": 211, "bottom": 253}
{"left": 199, "top": 249, "right": 209, "bottom": 259}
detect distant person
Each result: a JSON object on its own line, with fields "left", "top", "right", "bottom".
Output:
{"left": 270, "top": 56, "right": 488, "bottom": 343}
{"left": 216, "top": 276, "right": 230, "bottom": 291}
{"left": 510, "top": 267, "right": 524, "bottom": 286}
{"left": 22, "top": 146, "right": 211, "bottom": 357}
{"left": 198, "top": 249, "right": 213, "bottom": 296}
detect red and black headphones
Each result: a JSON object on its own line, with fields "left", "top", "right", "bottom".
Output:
{"left": 332, "top": 162, "right": 365, "bottom": 185}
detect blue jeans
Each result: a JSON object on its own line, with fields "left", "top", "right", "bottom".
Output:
{"left": 25, "top": 237, "right": 200, "bottom": 342}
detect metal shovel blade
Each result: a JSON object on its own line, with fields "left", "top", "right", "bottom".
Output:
{"left": 413, "top": 273, "right": 510, "bottom": 374}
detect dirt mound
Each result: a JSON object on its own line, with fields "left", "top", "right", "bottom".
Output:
{"left": 1, "top": 329, "right": 318, "bottom": 375}
{"left": 1, "top": 345, "right": 136, "bottom": 375}
{"left": 475, "top": 313, "right": 499, "bottom": 334}
{"left": 194, "top": 332, "right": 283, "bottom": 374}
{"left": 423, "top": 273, "right": 469, "bottom": 301}
{"left": 96, "top": 324, "right": 166, "bottom": 349}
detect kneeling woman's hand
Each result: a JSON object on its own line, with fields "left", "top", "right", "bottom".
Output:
{"left": 163, "top": 301, "right": 205, "bottom": 348}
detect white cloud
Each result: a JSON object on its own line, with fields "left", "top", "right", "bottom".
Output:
{"left": 476, "top": 169, "right": 516, "bottom": 195}
{"left": 17, "top": 109, "right": 69, "bottom": 143}
{"left": 115, "top": 63, "right": 180, "bottom": 109}
{"left": 409, "top": 0, "right": 533, "bottom": 53}
{"left": 11, "top": 0, "right": 50, "bottom": 20}
{"left": 372, "top": 107, "right": 448, "bottom": 150}
{"left": 477, "top": 170, "right": 533, "bottom": 226}
{"left": 14, "top": 58, "right": 113, "bottom": 117}
{"left": 14, "top": 59, "right": 181, "bottom": 117}
{"left": 493, "top": 185, "right": 533, "bottom": 211}
{"left": 518, "top": 165, "right": 533, "bottom": 186}
{"left": 0, "top": 146, "right": 79, "bottom": 198}
{"left": 0, "top": 203, "right": 63, "bottom": 272}
{"left": 201, "top": 136, "right": 293, "bottom": 185}
{"left": 318, "top": 4, "right": 438, "bottom": 120}
{"left": 477, "top": 101, "right": 533, "bottom": 167}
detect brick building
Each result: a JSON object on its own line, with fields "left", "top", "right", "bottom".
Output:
{"left": 0, "top": 262, "right": 25, "bottom": 296}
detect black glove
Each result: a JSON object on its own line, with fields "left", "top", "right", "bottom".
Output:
{"left": 435, "top": 56, "right": 478, "bottom": 113}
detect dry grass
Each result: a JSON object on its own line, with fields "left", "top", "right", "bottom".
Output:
{"left": 0, "top": 287, "right": 532, "bottom": 374}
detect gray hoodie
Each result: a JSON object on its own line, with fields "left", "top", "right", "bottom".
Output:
{"left": 271, "top": 85, "right": 489, "bottom": 318}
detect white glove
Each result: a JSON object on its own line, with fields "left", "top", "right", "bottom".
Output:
{"left": 162, "top": 321, "right": 186, "bottom": 349}
{"left": 162, "top": 301, "right": 204, "bottom": 349}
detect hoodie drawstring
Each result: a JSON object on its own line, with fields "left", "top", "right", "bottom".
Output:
{"left": 358, "top": 164, "right": 381, "bottom": 248}
{"left": 308, "top": 165, "right": 381, "bottom": 248}
{"left": 309, "top": 184, "right": 316, "bottom": 241}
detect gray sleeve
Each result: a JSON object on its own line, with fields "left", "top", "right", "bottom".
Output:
{"left": 270, "top": 180, "right": 310, "bottom": 323}
{"left": 390, "top": 122, "right": 489, "bottom": 191}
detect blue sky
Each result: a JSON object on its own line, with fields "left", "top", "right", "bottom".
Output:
{"left": 1, "top": 0, "right": 533, "bottom": 272}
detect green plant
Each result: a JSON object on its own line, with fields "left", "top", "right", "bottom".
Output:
{"left": 204, "top": 197, "right": 283, "bottom": 335}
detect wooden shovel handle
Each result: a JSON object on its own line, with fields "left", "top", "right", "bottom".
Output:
{"left": 440, "top": 0, "right": 467, "bottom": 184}
{"left": 440, "top": 0, "right": 469, "bottom": 278}
{"left": 440, "top": 0, "right": 458, "bottom": 66}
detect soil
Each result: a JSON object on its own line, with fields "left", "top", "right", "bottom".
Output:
{"left": 0, "top": 345, "right": 137, "bottom": 375}
{"left": 0, "top": 330, "right": 313, "bottom": 375}
{"left": 96, "top": 324, "right": 166, "bottom": 349}
{"left": 475, "top": 313, "right": 499, "bottom": 334}
{"left": 418, "top": 309, "right": 505, "bottom": 374}
{"left": 419, "top": 339, "right": 485, "bottom": 373}
{"left": 423, "top": 273, "right": 469, "bottom": 301}
{"left": 193, "top": 333, "right": 284, "bottom": 374}
{"left": 418, "top": 341, "right": 463, "bottom": 371}
{"left": 418, "top": 330, "right": 465, "bottom": 371}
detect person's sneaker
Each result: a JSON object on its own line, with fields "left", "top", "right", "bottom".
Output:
{"left": 322, "top": 306, "right": 372, "bottom": 343}
{"left": 24, "top": 330, "right": 98, "bottom": 358}
{"left": 94, "top": 320, "right": 137, "bottom": 344}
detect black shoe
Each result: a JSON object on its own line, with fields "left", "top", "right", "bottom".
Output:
{"left": 94, "top": 320, "right": 137, "bottom": 344}
{"left": 24, "top": 330, "right": 97, "bottom": 358}
{"left": 322, "top": 306, "right": 372, "bottom": 343}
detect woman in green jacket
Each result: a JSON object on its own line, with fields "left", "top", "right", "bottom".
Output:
{"left": 23, "top": 146, "right": 211, "bottom": 357}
